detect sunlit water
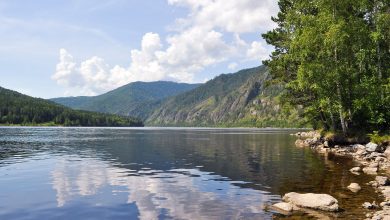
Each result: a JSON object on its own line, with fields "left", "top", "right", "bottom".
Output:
{"left": 0, "top": 127, "right": 380, "bottom": 219}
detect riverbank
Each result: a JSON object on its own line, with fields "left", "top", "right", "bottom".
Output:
{"left": 292, "top": 131, "right": 390, "bottom": 219}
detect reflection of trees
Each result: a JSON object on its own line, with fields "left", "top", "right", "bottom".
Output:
{"left": 84, "top": 129, "right": 330, "bottom": 195}
{"left": 1, "top": 128, "right": 381, "bottom": 219}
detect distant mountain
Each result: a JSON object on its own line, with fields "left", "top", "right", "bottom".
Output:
{"left": 51, "top": 66, "right": 304, "bottom": 127}
{"left": 0, "top": 86, "right": 143, "bottom": 127}
{"left": 146, "top": 66, "right": 303, "bottom": 127}
{"left": 51, "top": 81, "right": 201, "bottom": 120}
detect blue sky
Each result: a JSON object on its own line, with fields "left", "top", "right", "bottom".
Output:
{"left": 0, "top": 0, "right": 278, "bottom": 98}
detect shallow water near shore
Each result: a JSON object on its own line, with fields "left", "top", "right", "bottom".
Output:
{"left": 0, "top": 127, "right": 381, "bottom": 219}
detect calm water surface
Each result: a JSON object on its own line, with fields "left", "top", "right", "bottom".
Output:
{"left": 0, "top": 127, "right": 380, "bottom": 219}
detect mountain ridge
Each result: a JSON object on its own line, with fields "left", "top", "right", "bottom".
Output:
{"left": 51, "top": 81, "right": 201, "bottom": 120}
{"left": 146, "top": 66, "right": 302, "bottom": 127}
{"left": 51, "top": 66, "right": 304, "bottom": 127}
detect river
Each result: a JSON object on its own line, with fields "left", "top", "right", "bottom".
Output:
{"left": 0, "top": 127, "right": 379, "bottom": 219}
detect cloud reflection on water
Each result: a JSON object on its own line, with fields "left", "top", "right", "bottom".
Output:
{"left": 51, "top": 156, "right": 277, "bottom": 219}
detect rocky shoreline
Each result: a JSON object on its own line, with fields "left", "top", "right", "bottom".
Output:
{"left": 272, "top": 131, "right": 390, "bottom": 219}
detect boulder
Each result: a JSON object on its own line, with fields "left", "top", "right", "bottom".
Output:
{"left": 380, "top": 201, "right": 390, "bottom": 207}
{"left": 295, "top": 139, "right": 309, "bottom": 147}
{"left": 363, "top": 167, "right": 378, "bottom": 174}
{"left": 355, "top": 148, "right": 367, "bottom": 157}
{"left": 375, "top": 156, "right": 387, "bottom": 163}
{"left": 363, "top": 202, "right": 374, "bottom": 209}
{"left": 347, "top": 183, "right": 361, "bottom": 192}
{"left": 366, "top": 142, "right": 380, "bottom": 152}
{"left": 376, "top": 176, "right": 390, "bottom": 186}
{"left": 353, "top": 144, "right": 366, "bottom": 150}
{"left": 272, "top": 202, "right": 293, "bottom": 213}
{"left": 369, "top": 162, "right": 380, "bottom": 168}
{"left": 282, "top": 192, "right": 338, "bottom": 212}
{"left": 350, "top": 167, "right": 361, "bottom": 172}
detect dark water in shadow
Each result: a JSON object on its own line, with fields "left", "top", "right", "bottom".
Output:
{"left": 0, "top": 127, "right": 380, "bottom": 219}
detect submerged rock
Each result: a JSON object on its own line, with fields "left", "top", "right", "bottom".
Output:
{"left": 282, "top": 192, "right": 339, "bottom": 212}
{"left": 272, "top": 202, "right": 294, "bottom": 213}
{"left": 347, "top": 183, "right": 361, "bottom": 192}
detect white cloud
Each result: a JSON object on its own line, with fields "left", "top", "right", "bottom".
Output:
{"left": 228, "top": 62, "right": 238, "bottom": 70}
{"left": 52, "top": 49, "right": 111, "bottom": 96}
{"left": 52, "top": 0, "right": 278, "bottom": 96}
{"left": 168, "top": 0, "right": 278, "bottom": 33}
{"left": 246, "top": 41, "right": 269, "bottom": 61}
{"left": 53, "top": 30, "right": 233, "bottom": 96}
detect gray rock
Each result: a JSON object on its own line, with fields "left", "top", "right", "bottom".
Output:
{"left": 363, "top": 167, "right": 378, "bottom": 174}
{"left": 369, "top": 162, "right": 380, "bottom": 168}
{"left": 350, "top": 167, "right": 361, "bottom": 172}
{"left": 363, "top": 202, "right": 373, "bottom": 209}
{"left": 283, "top": 192, "right": 338, "bottom": 212}
{"left": 380, "top": 201, "right": 390, "bottom": 207}
{"left": 375, "top": 156, "right": 387, "bottom": 163}
{"left": 355, "top": 148, "right": 367, "bottom": 156}
{"left": 324, "top": 141, "right": 329, "bottom": 148}
{"left": 376, "top": 176, "right": 390, "bottom": 186}
{"left": 272, "top": 202, "right": 293, "bottom": 213}
{"left": 366, "top": 142, "right": 380, "bottom": 152}
{"left": 347, "top": 183, "right": 361, "bottom": 192}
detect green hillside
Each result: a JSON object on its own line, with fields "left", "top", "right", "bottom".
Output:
{"left": 146, "top": 66, "right": 304, "bottom": 127}
{"left": 51, "top": 81, "right": 201, "bottom": 120}
{"left": 0, "top": 87, "right": 143, "bottom": 127}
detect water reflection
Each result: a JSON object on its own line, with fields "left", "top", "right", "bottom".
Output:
{"left": 51, "top": 156, "right": 276, "bottom": 219}
{"left": 0, "top": 127, "right": 381, "bottom": 219}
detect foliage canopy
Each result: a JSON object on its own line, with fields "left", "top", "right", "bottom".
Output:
{"left": 263, "top": 0, "right": 390, "bottom": 134}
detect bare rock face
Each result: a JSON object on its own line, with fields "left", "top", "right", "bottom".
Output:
{"left": 272, "top": 202, "right": 294, "bottom": 213}
{"left": 347, "top": 183, "right": 361, "bottom": 192}
{"left": 282, "top": 192, "right": 339, "bottom": 212}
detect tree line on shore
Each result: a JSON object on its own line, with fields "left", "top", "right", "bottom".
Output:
{"left": 0, "top": 87, "right": 143, "bottom": 127}
{"left": 263, "top": 0, "right": 390, "bottom": 135}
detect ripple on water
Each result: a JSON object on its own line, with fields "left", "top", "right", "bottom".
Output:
{"left": 0, "top": 127, "right": 380, "bottom": 219}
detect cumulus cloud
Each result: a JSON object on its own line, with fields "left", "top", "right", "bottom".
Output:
{"left": 52, "top": 49, "right": 111, "bottom": 96}
{"left": 168, "top": 0, "right": 278, "bottom": 33}
{"left": 52, "top": 0, "right": 278, "bottom": 96}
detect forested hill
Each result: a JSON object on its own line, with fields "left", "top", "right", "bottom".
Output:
{"left": 51, "top": 81, "right": 201, "bottom": 120}
{"left": 146, "top": 66, "right": 303, "bottom": 127}
{"left": 0, "top": 86, "right": 143, "bottom": 127}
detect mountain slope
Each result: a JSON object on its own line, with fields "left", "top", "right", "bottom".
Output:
{"left": 51, "top": 81, "right": 201, "bottom": 119}
{"left": 0, "top": 87, "right": 143, "bottom": 127}
{"left": 146, "top": 66, "right": 303, "bottom": 127}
